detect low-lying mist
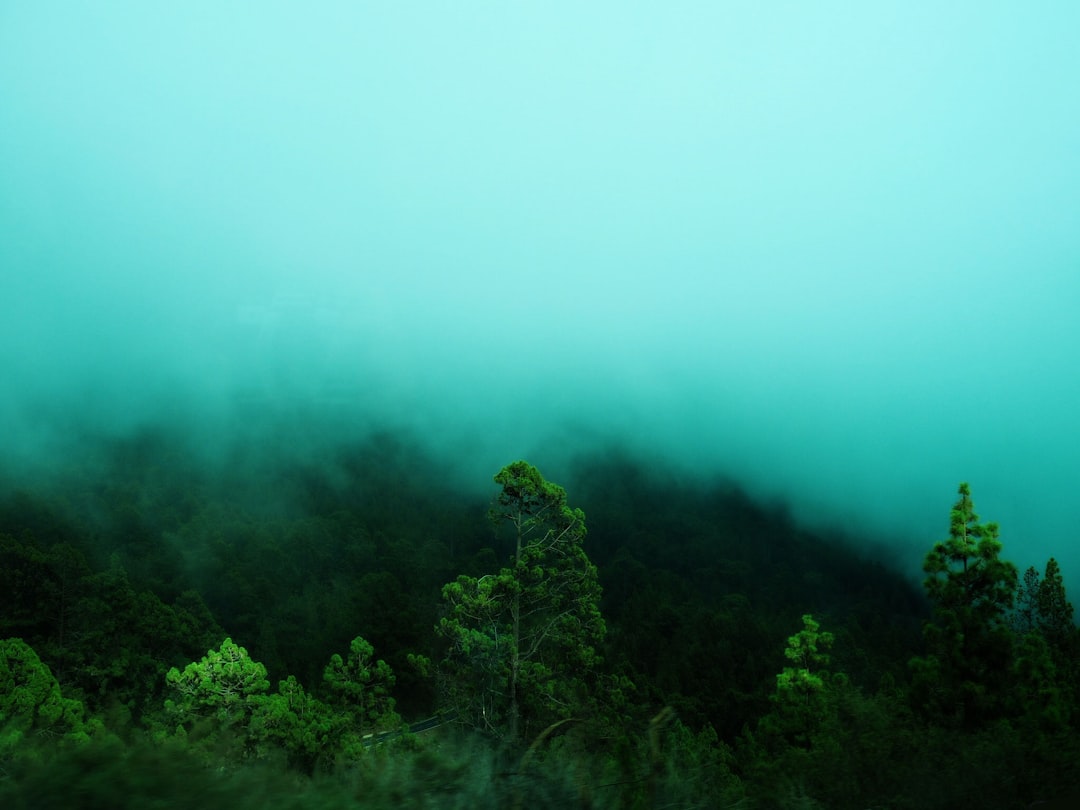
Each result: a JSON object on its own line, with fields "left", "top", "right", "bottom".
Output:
{"left": 3, "top": 1, "right": 1079, "bottom": 597}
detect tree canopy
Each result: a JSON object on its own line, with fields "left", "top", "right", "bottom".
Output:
{"left": 911, "top": 482, "right": 1018, "bottom": 727}
{"left": 437, "top": 460, "right": 605, "bottom": 742}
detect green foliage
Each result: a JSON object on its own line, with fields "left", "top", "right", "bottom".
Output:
{"left": 1009, "top": 557, "right": 1079, "bottom": 732}
{"left": 0, "top": 533, "right": 223, "bottom": 721}
{"left": 755, "top": 614, "right": 840, "bottom": 753}
{"left": 69, "top": 563, "right": 223, "bottom": 721}
{"left": 0, "top": 638, "right": 97, "bottom": 753}
{"left": 323, "top": 635, "right": 398, "bottom": 738}
{"left": 776, "top": 614, "right": 835, "bottom": 705}
{"left": 1011, "top": 631, "right": 1071, "bottom": 732}
{"left": 1036, "top": 557, "right": 1076, "bottom": 649}
{"left": 165, "top": 637, "right": 270, "bottom": 728}
{"left": 6, "top": 437, "right": 1080, "bottom": 807}
{"left": 437, "top": 461, "right": 606, "bottom": 742}
{"left": 638, "top": 712, "right": 744, "bottom": 809}
{"left": 740, "top": 675, "right": 1080, "bottom": 810}
{"left": 248, "top": 676, "right": 337, "bottom": 772}
{"left": 910, "top": 483, "right": 1018, "bottom": 728}
{"left": 921, "top": 483, "right": 1016, "bottom": 619}
{"left": 0, "top": 737, "right": 321, "bottom": 810}
{"left": 1014, "top": 563, "right": 1042, "bottom": 635}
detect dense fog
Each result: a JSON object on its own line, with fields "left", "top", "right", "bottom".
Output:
{"left": 3, "top": 1, "right": 1078, "bottom": 590}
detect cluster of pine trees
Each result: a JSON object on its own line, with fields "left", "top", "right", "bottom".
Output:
{"left": 2, "top": 430, "right": 1079, "bottom": 808}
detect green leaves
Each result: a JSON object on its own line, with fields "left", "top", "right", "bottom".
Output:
{"left": 1036, "top": 557, "right": 1075, "bottom": 646}
{"left": 0, "top": 638, "right": 92, "bottom": 747}
{"left": 911, "top": 483, "right": 1020, "bottom": 728}
{"left": 163, "top": 635, "right": 400, "bottom": 770}
{"left": 437, "top": 461, "right": 606, "bottom": 740}
{"left": 165, "top": 637, "right": 269, "bottom": 724}
{"left": 923, "top": 483, "right": 1016, "bottom": 618}
{"left": 323, "top": 635, "right": 397, "bottom": 735}
{"left": 490, "top": 460, "right": 587, "bottom": 549}
{"left": 776, "top": 614, "right": 834, "bottom": 704}
{"left": 753, "top": 614, "right": 842, "bottom": 755}
{"left": 248, "top": 676, "right": 337, "bottom": 771}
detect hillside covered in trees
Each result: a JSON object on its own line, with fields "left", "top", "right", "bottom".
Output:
{"left": 2, "top": 427, "right": 1079, "bottom": 809}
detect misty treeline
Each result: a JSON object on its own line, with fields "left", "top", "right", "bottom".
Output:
{"left": 2, "top": 427, "right": 1079, "bottom": 809}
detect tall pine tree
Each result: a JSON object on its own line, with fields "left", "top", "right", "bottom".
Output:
{"left": 910, "top": 482, "right": 1018, "bottom": 728}
{"left": 437, "top": 461, "right": 605, "bottom": 742}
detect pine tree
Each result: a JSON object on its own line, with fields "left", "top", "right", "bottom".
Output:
{"left": 997, "top": 557, "right": 1080, "bottom": 736}
{"left": 1013, "top": 565, "right": 1041, "bottom": 636}
{"left": 1036, "top": 558, "right": 1075, "bottom": 649}
{"left": 0, "top": 637, "right": 95, "bottom": 747}
{"left": 165, "top": 637, "right": 269, "bottom": 727}
{"left": 910, "top": 483, "right": 1018, "bottom": 728}
{"left": 248, "top": 676, "right": 337, "bottom": 771}
{"left": 775, "top": 614, "right": 835, "bottom": 706}
{"left": 758, "top": 613, "right": 840, "bottom": 750}
{"left": 437, "top": 461, "right": 605, "bottom": 742}
{"left": 323, "top": 635, "right": 397, "bottom": 737}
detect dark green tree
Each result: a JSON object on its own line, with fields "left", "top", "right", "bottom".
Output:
{"left": 1011, "top": 630, "right": 1071, "bottom": 733}
{"left": 775, "top": 614, "right": 835, "bottom": 706}
{"left": 754, "top": 613, "right": 840, "bottom": 752}
{"left": 437, "top": 461, "right": 605, "bottom": 742}
{"left": 910, "top": 482, "right": 1018, "bottom": 728}
{"left": 1014, "top": 558, "right": 1077, "bottom": 665}
{"left": 1036, "top": 558, "right": 1075, "bottom": 649}
{"left": 0, "top": 638, "right": 98, "bottom": 752}
{"left": 1014, "top": 564, "right": 1042, "bottom": 636}
{"left": 164, "top": 637, "right": 270, "bottom": 738}
{"left": 248, "top": 675, "right": 337, "bottom": 772}
{"left": 323, "top": 635, "right": 398, "bottom": 741}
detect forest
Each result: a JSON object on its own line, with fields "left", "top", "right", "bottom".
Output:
{"left": 1, "top": 426, "right": 1079, "bottom": 809}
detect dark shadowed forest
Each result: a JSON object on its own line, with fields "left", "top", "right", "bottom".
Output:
{"left": 2, "top": 425, "right": 1078, "bottom": 809}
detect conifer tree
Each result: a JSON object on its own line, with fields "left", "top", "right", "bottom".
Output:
{"left": 757, "top": 613, "right": 840, "bottom": 750}
{"left": 437, "top": 461, "right": 605, "bottom": 742}
{"left": 0, "top": 637, "right": 95, "bottom": 748}
{"left": 1014, "top": 557, "right": 1077, "bottom": 666}
{"left": 248, "top": 675, "right": 337, "bottom": 771}
{"left": 1036, "top": 558, "right": 1075, "bottom": 650}
{"left": 910, "top": 483, "right": 1018, "bottom": 727}
{"left": 775, "top": 614, "right": 835, "bottom": 706}
{"left": 164, "top": 637, "right": 270, "bottom": 740}
{"left": 1014, "top": 564, "right": 1042, "bottom": 635}
{"left": 323, "top": 635, "right": 397, "bottom": 737}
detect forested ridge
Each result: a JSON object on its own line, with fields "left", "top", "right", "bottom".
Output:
{"left": 2, "top": 427, "right": 1078, "bottom": 809}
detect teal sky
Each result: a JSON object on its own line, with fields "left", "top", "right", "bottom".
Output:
{"left": 2, "top": 2, "right": 1079, "bottom": 586}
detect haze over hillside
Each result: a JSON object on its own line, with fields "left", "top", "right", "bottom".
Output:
{"left": 2, "top": 1, "right": 1079, "bottom": 592}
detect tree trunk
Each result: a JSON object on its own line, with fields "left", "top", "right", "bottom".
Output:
{"left": 509, "top": 513, "right": 523, "bottom": 741}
